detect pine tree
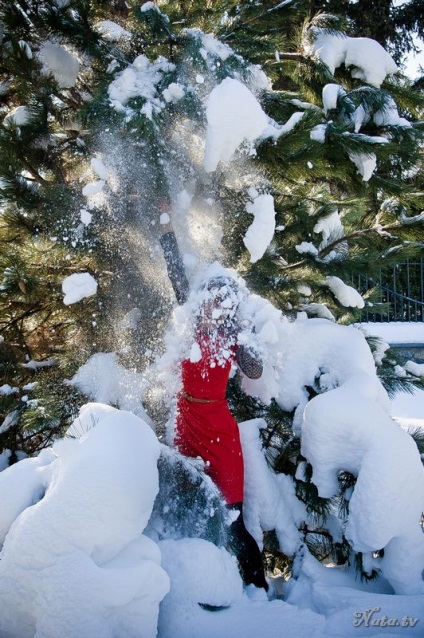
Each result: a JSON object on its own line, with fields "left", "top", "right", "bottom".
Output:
{"left": 1, "top": 0, "right": 423, "bottom": 582}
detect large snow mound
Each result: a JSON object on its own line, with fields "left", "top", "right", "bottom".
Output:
{"left": 0, "top": 405, "right": 169, "bottom": 638}
{"left": 235, "top": 299, "right": 424, "bottom": 594}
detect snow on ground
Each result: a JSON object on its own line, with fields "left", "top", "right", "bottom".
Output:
{"left": 0, "top": 405, "right": 169, "bottom": 638}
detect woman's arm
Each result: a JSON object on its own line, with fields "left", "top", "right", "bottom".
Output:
{"left": 235, "top": 345, "right": 263, "bottom": 380}
{"left": 158, "top": 200, "right": 190, "bottom": 306}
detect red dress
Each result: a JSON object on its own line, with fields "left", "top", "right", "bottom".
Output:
{"left": 174, "top": 336, "right": 244, "bottom": 505}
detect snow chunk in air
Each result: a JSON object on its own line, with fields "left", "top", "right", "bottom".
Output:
{"left": 204, "top": 78, "right": 269, "bottom": 173}
{"left": 62, "top": 272, "right": 97, "bottom": 305}
{"left": 69, "top": 353, "right": 152, "bottom": 425}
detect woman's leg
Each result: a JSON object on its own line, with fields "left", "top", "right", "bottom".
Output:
{"left": 226, "top": 502, "right": 268, "bottom": 591}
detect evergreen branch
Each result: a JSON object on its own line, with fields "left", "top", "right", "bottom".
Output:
{"left": 19, "top": 159, "right": 49, "bottom": 185}
{"left": 220, "top": 2, "right": 294, "bottom": 39}
{"left": 280, "top": 221, "right": 421, "bottom": 271}
{"left": 0, "top": 304, "right": 43, "bottom": 330}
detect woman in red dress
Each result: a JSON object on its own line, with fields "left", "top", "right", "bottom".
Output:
{"left": 159, "top": 204, "right": 268, "bottom": 593}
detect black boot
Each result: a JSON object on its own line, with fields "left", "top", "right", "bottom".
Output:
{"left": 226, "top": 502, "right": 268, "bottom": 591}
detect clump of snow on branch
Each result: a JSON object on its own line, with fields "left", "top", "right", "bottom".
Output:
{"left": 239, "top": 304, "right": 424, "bottom": 594}
{"left": 0, "top": 405, "right": 169, "bottom": 638}
{"left": 107, "top": 54, "right": 175, "bottom": 118}
{"left": 348, "top": 151, "right": 377, "bottom": 181}
{"left": 296, "top": 241, "right": 319, "bottom": 256}
{"left": 240, "top": 418, "right": 308, "bottom": 556}
{"left": 62, "top": 272, "right": 97, "bottom": 305}
{"left": 203, "top": 78, "right": 269, "bottom": 173}
{"left": 3, "top": 105, "right": 30, "bottom": 127}
{"left": 302, "top": 382, "right": 424, "bottom": 594}
{"left": 310, "top": 123, "right": 327, "bottom": 142}
{"left": 324, "top": 276, "right": 364, "bottom": 308}
{"left": 373, "top": 96, "right": 412, "bottom": 127}
{"left": 306, "top": 32, "right": 398, "bottom": 87}
{"left": 313, "top": 210, "right": 346, "bottom": 261}
{"left": 322, "top": 83, "right": 345, "bottom": 115}
{"left": 243, "top": 191, "right": 276, "bottom": 263}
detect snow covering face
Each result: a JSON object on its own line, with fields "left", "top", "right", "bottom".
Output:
{"left": 154, "top": 262, "right": 260, "bottom": 400}
{"left": 306, "top": 32, "right": 398, "bottom": 88}
{"left": 195, "top": 275, "right": 242, "bottom": 333}
{"left": 0, "top": 404, "right": 169, "bottom": 638}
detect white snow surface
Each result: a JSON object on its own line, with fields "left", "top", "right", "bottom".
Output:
{"left": 243, "top": 193, "right": 276, "bottom": 263}
{"left": 0, "top": 405, "right": 169, "bottom": 638}
{"left": 308, "top": 32, "right": 398, "bottom": 87}
{"left": 62, "top": 272, "right": 97, "bottom": 305}
{"left": 358, "top": 321, "right": 424, "bottom": 345}
{"left": 204, "top": 78, "right": 269, "bottom": 172}
{"left": 236, "top": 304, "right": 424, "bottom": 594}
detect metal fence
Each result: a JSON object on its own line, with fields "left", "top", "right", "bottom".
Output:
{"left": 353, "top": 258, "right": 424, "bottom": 323}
